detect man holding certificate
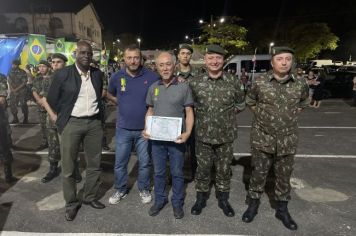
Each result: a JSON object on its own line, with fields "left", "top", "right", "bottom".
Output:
{"left": 144, "top": 52, "right": 194, "bottom": 219}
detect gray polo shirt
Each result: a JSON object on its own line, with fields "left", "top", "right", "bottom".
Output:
{"left": 146, "top": 77, "right": 194, "bottom": 129}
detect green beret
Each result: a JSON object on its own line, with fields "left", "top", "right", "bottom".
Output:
{"left": 178, "top": 43, "right": 193, "bottom": 53}
{"left": 12, "top": 59, "right": 21, "bottom": 65}
{"left": 205, "top": 44, "right": 227, "bottom": 56}
{"left": 38, "top": 60, "right": 51, "bottom": 67}
{"left": 51, "top": 53, "right": 68, "bottom": 62}
{"left": 271, "top": 46, "right": 295, "bottom": 56}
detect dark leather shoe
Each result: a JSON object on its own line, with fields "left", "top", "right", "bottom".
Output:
{"left": 148, "top": 201, "right": 167, "bottom": 216}
{"left": 173, "top": 207, "right": 184, "bottom": 219}
{"left": 83, "top": 200, "right": 105, "bottom": 209}
{"left": 65, "top": 205, "right": 80, "bottom": 221}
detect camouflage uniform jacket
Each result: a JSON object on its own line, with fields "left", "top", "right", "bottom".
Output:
{"left": 189, "top": 72, "right": 245, "bottom": 144}
{"left": 0, "top": 74, "right": 8, "bottom": 99}
{"left": 8, "top": 68, "right": 27, "bottom": 92}
{"left": 174, "top": 64, "right": 200, "bottom": 80}
{"left": 32, "top": 73, "right": 52, "bottom": 111}
{"left": 246, "top": 70, "right": 309, "bottom": 155}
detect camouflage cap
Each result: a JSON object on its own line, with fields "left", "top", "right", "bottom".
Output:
{"left": 271, "top": 46, "right": 295, "bottom": 56}
{"left": 51, "top": 53, "right": 68, "bottom": 62}
{"left": 38, "top": 60, "right": 51, "bottom": 67}
{"left": 178, "top": 43, "right": 193, "bottom": 53}
{"left": 205, "top": 44, "right": 227, "bottom": 56}
{"left": 12, "top": 59, "right": 21, "bottom": 65}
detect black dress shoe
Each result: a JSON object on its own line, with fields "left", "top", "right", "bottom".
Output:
{"left": 65, "top": 205, "right": 80, "bottom": 221}
{"left": 148, "top": 201, "right": 167, "bottom": 216}
{"left": 83, "top": 200, "right": 105, "bottom": 209}
{"left": 173, "top": 207, "right": 184, "bottom": 219}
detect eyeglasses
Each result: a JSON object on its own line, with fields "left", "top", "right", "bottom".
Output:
{"left": 52, "top": 60, "right": 63, "bottom": 64}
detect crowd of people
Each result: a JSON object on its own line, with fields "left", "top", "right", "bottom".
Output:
{"left": 0, "top": 41, "right": 312, "bottom": 231}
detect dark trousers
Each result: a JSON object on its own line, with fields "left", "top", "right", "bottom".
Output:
{"left": 248, "top": 148, "right": 294, "bottom": 201}
{"left": 60, "top": 117, "right": 103, "bottom": 210}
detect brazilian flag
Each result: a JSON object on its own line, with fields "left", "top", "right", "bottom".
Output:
{"left": 55, "top": 38, "right": 65, "bottom": 53}
{"left": 100, "top": 50, "right": 110, "bottom": 66}
{"left": 28, "top": 34, "right": 47, "bottom": 65}
{"left": 65, "top": 42, "right": 77, "bottom": 65}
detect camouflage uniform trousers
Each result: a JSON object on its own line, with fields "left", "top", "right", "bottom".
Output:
{"left": 0, "top": 106, "right": 13, "bottom": 165}
{"left": 195, "top": 141, "right": 233, "bottom": 192}
{"left": 248, "top": 148, "right": 294, "bottom": 201}
{"left": 38, "top": 110, "right": 48, "bottom": 144}
{"left": 9, "top": 90, "right": 28, "bottom": 117}
{"left": 46, "top": 116, "right": 60, "bottom": 162}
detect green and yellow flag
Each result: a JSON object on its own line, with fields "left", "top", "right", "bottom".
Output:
{"left": 28, "top": 34, "right": 47, "bottom": 65}
{"left": 55, "top": 38, "right": 65, "bottom": 53}
{"left": 65, "top": 42, "right": 77, "bottom": 65}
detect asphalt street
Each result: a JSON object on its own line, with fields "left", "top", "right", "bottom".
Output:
{"left": 0, "top": 99, "right": 355, "bottom": 236}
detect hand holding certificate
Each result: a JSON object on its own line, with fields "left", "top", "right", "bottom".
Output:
{"left": 145, "top": 116, "right": 182, "bottom": 142}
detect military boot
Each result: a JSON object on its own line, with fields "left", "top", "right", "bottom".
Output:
{"left": 22, "top": 113, "right": 29, "bottom": 124}
{"left": 275, "top": 201, "right": 298, "bottom": 230}
{"left": 4, "top": 163, "right": 18, "bottom": 183}
{"left": 41, "top": 161, "right": 60, "bottom": 183}
{"left": 217, "top": 191, "right": 235, "bottom": 217}
{"left": 191, "top": 192, "right": 207, "bottom": 215}
{"left": 102, "top": 136, "right": 110, "bottom": 151}
{"left": 11, "top": 115, "right": 19, "bottom": 124}
{"left": 242, "top": 198, "right": 260, "bottom": 223}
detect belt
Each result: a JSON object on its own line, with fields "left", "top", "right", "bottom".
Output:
{"left": 71, "top": 114, "right": 100, "bottom": 120}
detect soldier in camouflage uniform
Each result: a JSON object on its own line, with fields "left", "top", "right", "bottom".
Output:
{"left": 242, "top": 47, "right": 309, "bottom": 231}
{"left": 175, "top": 43, "right": 199, "bottom": 180}
{"left": 0, "top": 73, "right": 18, "bottom": 183}
{"left": 8, "top": 59, "right": 29, "bottom": 124}
{"left": 32, "top": 60, "right": 51, "bottom": 149}
{"left": 189, "top": 45, "right": 245, "bottom": 217}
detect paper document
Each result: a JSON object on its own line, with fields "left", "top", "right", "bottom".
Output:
{"left": 146, "top": 116, "right": 182, "bottom": 141}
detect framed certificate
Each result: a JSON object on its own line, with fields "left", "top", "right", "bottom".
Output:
{"left": 145, "top": 116, "right": 182, "bottom": 141}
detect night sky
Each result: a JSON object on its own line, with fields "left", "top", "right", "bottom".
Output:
{"left": 1, "top": 0, "right": 356, "bottom": 55}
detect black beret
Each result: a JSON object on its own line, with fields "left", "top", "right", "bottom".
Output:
{"left": 12, "top": 59, "right": 21, "bottom": 65}
{"left": 51, "top": 53, "right": 68, "bottom": 62}
{"left": 205, "top": 44, "right": 227, "bottom": 56}
{"left": 178, "top": 43, "right": 193, "bottom": 53}
{"left": 271, "top": 46, "right": 295, "bottom": 56}
{"left": 38, "top": 60, "right": 51, "bottom": 67}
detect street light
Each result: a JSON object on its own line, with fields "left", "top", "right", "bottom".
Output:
{"left": 185, "top": 35, "right": 189, "bottom": 40}
{"left": 269, "top": 42, "right": 274, "bottom": 54}
{"left": 199, "top": 19, "right": 204, "bottom": 24}
{"left": 117, "top": 39, "right": 120, "bottom": 43}
{"left": 219, "top": 17, "right": 225, "bottom": 23}
{"left": 137, "top": 37, "right": 141, "bottom": 48}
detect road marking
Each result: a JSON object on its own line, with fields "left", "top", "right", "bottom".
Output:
{"left": 0, "top": 233, "right": 252, "bottom": 236}
{"left": 12, "top": 150, "right": 356, "bottom": 159}
{"left": 238, "top": 125, "right": 356, "bottom": 129}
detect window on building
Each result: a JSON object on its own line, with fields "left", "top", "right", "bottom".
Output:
{"left": 15, "top": 17, "right": 28, "bottom": 32}
{"left": 49, "top": 17, "right": 63, "bottom": 29}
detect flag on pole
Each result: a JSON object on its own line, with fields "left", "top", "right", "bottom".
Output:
{"left": 65, "top": 42, "right": 77, "bottom": 65}
{"left": 100, "top": 50, "right": 110, "bottom": 66}
{"left": 28, "top": 34, "right": 47, "bottom": 65}
{"left": 0, "top": 37, "right": 26, "bottom": 76}
{"left": 55, "top": 38, "right": 65, "bottom": 53}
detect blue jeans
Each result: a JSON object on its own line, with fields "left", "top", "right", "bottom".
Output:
{"left": 151, "top": 141, "right": 185, "bottom": 208}
{"left": 114, "top": 127, "right": 151, "bottom": 193}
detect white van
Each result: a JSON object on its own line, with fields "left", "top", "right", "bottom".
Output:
{"left": 224, "top": 54, "right": 271, "bottom": 78}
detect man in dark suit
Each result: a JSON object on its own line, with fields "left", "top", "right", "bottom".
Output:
{"left": 47, "top": 41, "right": 105, "bottom": 221}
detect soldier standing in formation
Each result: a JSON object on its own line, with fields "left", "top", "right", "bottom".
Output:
{"left": 189, "top": 45, "right": 245, "bottom": 217}
{"left": 32, "top": 60, "right": 51, "bottom": 149}
{"left": 242, "top": 47, "right": 309, "bottom": 230}
{"left": 0, "top": 73, "right": 18, "bottom": 183}
{"left": 8, "top": 59, "right": 29, "bottom": 124}
{"left": 175, "top": 43, "right": 199, "bottom": 180}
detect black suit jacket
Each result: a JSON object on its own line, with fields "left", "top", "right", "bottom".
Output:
{"left": 47, "top": 64, "right": 104, "bottom": 134}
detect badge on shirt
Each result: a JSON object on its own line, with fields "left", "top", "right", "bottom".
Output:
{"left": 154, "top": 87, "right": 159, "bottom": 101}
{"left": 120, "top": 78, "right": 126, "bottom": 91}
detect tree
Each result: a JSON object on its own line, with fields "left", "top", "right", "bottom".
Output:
{"left": 198, "top": 17, "right": 249, "bottom": 55}
{"left": 282, "top": 23, "right": 339, "bottom": 62}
